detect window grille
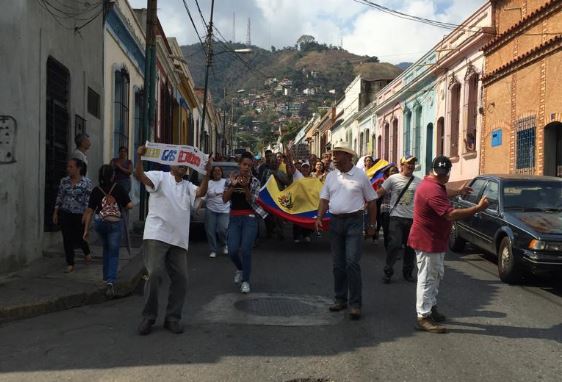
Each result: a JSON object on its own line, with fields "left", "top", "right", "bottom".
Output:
{"left": 515, "top": 116, "right": 536, "bottom": 173}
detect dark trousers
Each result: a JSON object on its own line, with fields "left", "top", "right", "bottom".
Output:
{"left": 293, "top": 224, "right": 312, "bottom": 241}
{"left": 59, "top": 210, "right": 90, "bottom": 266}
{"left": 142, "top": 239, "right": 188, "bottom": 322}
{"left": 384, "top": 216, "right": 415, "bottom": 278}
{"left": 329, "top": 215, "right": 363, "bottom": 308}
{"left": 381, "top": 212, "right": 391, "bottom": 250}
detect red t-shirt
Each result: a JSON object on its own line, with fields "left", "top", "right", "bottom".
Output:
{"left": 408, "top": 176, "right": 454, "bottom": 253}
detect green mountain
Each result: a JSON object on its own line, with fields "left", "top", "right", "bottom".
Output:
{"left": 181, "top": 41, "right": 402, "bottom": 102}
{"left": 181, "top": 41, "right": 403, "bottom": 150}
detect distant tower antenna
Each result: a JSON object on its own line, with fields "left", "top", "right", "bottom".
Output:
{"left": 232, "top": 12, "right": 236, "bottom": 42}
{"left": 246, "top": 18, "right": 251, "bottom": 46}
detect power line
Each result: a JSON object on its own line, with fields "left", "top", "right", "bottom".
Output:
{"left": 353, "top": 0, "right": 561, "bottom": 37}
{"left": 179, "top": 0, "right": 207, "bottom": 58}
{"left": 192, "top": 0, "right": 208, "bottom": 30}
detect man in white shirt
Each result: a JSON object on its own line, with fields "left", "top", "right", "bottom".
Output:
{"left": 377, "top": 155, "right": 421, "bottom": 284}
{"left": 135, "top": 145, "right": 211, "bottom": 335}
{"left": 315, "top": 144, "right": 378, "bottom": 320}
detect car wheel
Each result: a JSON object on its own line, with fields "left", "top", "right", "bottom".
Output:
{"left": 449, "top": 222, "right": 466, "bottom": 252}
{"left": 497, "top": 237, "right": 522, "bottom": 284}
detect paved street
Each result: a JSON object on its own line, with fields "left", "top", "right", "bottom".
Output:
{"left": 1, "top": 233, "right": 561, "bottom": 382}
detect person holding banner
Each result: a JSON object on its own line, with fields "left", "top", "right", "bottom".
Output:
{"left": 135, "top": 145, "right": 211, "bottom": 336}
{"left": 315, "top": 143, "right": 378, "bottom": 320}
{"left": 223, "top": 152, "right": 268, "bottom": 294}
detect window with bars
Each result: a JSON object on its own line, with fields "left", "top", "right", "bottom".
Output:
{"left": 515, "top": 116, "right": 536, "bottom": 171}
{"left": 465, "top": 75, "right": 478, "bottom": 152}
{"left": 404, "top": 110, "right": 411, "bottom": 155}
{"left": 113, "top": 68, "right": 130, "bottom": 156}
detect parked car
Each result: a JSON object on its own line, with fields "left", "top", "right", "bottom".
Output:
{"left": 188, "top": 161, "right": 240, "bottom": 235}
{"left": 449, "top": 175, "right": 562, "bottom": 284}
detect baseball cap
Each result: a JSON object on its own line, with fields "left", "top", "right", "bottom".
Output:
{"left": 301, "top": 160, "right": 310, "bottom": 167}
{"left": 400, "top": 154, "right": 417, "bottom": 165}
{"left": 432, "top": 155, "right": 452, "bottom": 175}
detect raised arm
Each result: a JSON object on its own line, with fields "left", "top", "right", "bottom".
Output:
{"left": 134, "top": 146, "right": 155, "bottom": 189}
{"left": 195, "top": 159, "right": 212, "bottom": 198}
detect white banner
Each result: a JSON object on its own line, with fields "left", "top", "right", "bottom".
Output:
{"left": 141, "top": 141, "right": 209, "bottom": 174}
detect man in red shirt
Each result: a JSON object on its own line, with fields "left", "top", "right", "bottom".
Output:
{"left": 408, "top": 156, "right": 488, "bottom": 333}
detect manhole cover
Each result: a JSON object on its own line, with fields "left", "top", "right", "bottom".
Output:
{"left": 234, "top": 297, "right": 318, "bottom": 316}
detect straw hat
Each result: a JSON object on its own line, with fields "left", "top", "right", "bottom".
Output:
{"left": 331, "top": 142, "right": 357, "bottom": 157}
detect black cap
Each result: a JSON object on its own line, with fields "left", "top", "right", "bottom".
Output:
{"left": 432, "top": 156, "right": 452, "bottom": 175}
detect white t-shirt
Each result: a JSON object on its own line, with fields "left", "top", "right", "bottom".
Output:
{"left": 206, "top": 179, "right": 230, "bottom": 214}
{"left": 381, "top": 173, "right": 421, "bottom": 219}
{"left": 71, "top": 149, "right": 88, "bottom": 165}
{"left": 143, "top": 171, "right": 197, "bottom": 251}
{"left": 320, "top": 166, "right": 377, "bottom": 215}
{"left": 292, "top": 169, "right": 304, "bottom": 181}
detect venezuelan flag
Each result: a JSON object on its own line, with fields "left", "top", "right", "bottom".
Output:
{"left": 257, "top": 176, "right": 332, "bottom": 231}
{"left": 366, "top": 159, "right": 390, "bottom": 190}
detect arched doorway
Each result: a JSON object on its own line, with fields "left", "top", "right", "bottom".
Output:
{"left": 544, "top": 122, "right": 562, "bottom": 177}
{"left": 436, "top": 117, "right": 444, "bottom": 156}
{"left": 426, "top": 123, "right": 434, "bottom": 175}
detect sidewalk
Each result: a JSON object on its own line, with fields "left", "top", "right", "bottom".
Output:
{"left": 0, "top": 234, "right": 146, "bottom": 324}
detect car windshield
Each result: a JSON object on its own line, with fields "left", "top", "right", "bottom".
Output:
{"left": 502, "top": 181, "right": 562, "bottom": 211}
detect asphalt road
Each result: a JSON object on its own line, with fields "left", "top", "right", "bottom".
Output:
{"left": 1, "top": 231, "right": 561, "bottom": 382}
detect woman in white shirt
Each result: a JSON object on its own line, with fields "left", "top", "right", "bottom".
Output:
{"left": 205, "top": 166, "right": 231, "bottom": 258}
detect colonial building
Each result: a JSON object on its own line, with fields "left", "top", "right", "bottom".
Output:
{"left": 0, "top": 0, "right": 104, "bottom": 271}
{"left": 481, "top": 0, "right": 562, "bottom": 176}
{"left": 433, "top": 1, "right": 493, "bottom": 183}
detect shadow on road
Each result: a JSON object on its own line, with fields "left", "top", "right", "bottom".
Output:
{"left": 0, "top": 232, "right": 561, "bottom": 374}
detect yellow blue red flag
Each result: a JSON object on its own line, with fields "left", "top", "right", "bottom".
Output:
{"left": 257, "top": 176, "right": 332, "bottom": 230}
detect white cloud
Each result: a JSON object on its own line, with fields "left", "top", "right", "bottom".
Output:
{"left": 127, "top": 0, "right": 486, "bottom": 63}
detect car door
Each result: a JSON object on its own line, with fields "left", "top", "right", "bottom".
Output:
{"left": 473, "top": 180, "right": 501, "bottom": 254}
{"left": 456, "top": 178, "right": 488, "bottom": 244}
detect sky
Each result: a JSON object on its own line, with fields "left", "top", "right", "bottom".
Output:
{"left": 128, "top": 0, "right": 486, "bottom": 64}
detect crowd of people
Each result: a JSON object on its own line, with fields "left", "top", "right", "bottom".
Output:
{"left": 54, "top": 134, "right": 489, "bottom": 336}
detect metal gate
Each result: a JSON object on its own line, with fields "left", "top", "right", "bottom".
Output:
{"left": 44, "top": 57, "right": 70, "bottom": 232}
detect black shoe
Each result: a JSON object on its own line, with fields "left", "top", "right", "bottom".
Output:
{"left": 349, "top": 307, "right": 361, "bottom": 320}
{"left": 404, "top": 274, "right": 417, "bottom": 283}
{"left": 383, "top": 274, "right": 392, "bottom": 284}
{"left": 328, "top": 302, "right": 347, "bottom": 312}
{"left": 430, "top": 306, "right": 446, "bottom": 323}
{"left": 137, "top": 318, "right": 155, "bottom": 336}
{"left": 163, "top": 320, "right": 184, "bottom": 334}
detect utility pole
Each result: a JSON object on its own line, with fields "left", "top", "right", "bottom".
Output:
{"left": 142, "top": 0, "right": 157, "bottom": 143}
{"left": 200, "top": 0, "right": 215, "bottom": 155}
{"left": 140, "top": 0, "right": 157, "bottom": 220}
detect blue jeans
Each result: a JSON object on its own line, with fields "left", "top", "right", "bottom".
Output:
{"left": 204, "top": 209, "right": 229, "bottom": 252}
{"left": 94, "top": 218, "right": 122, "bottom": 283}
{"left": 228, "top": 215, "right": 258, "bottom": 282}
{"left": 329, "top": 215, "right": 363, "bottom": 308}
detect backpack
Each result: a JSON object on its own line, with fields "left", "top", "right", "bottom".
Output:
{"left": 97, "top": 184, "right": 121, "bottom": 222}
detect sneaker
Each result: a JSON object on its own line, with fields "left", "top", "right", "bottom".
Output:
{"left": 209, "top": 252, "right": 217, "bottom": 258}
{"left": 137, "top": 318, "right": 155, "bottom": 336}
{"left": 234, "top": 270, "right": 243, "bottom": 284}
{"left": 415, "top": 317, "right": 448, "bottom": 333}
{"left": 105, "top": 282, "right": 115, "bottom": 298}
{"left": 223, "top": 246, "right": 228, "bottom": 255}
{"left": 382, "top": 274, "right": 392, "bottom": 284}
{"left": 240, "top": 281, "right": 250, "bottom": 294}
{"left": 304, "top": 236, "right": 311, "bottom": 243}
{"left": 430, "top": 306, "right": 446, "bottom": 323}
{"left": 294, "top": 239, "right": 301, "bottom": 243}
{"left": 404, "top": 273, "right": 417, "bottom": 283}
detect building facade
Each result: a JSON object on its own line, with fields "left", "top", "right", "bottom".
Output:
{"left": 481, "top": 0, "right": 562, "bottom": 176}
{"left": 433, "top": 1, "right": 493, "bottom": 183}
{"left": 0, "top": 0, "right": 104, "bottom": 271}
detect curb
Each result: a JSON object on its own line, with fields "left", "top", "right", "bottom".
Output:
{"left": 0, "top": 247, "right": 146, "bottom": 324}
